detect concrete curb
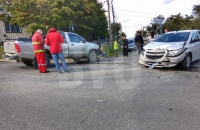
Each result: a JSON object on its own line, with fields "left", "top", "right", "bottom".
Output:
{"left": 0, "top": 59, "right": 19, "bottom": 63}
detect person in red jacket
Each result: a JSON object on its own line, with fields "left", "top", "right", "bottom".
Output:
{"left": 32, "top": 29, "right": 50, "bottom": 73}
{"left": 45, "top": 27, "right": 68, "bottom": 74}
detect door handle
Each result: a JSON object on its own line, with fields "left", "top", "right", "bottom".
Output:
{"left": 71, "top": 44, "right": 74, "bottom": 46}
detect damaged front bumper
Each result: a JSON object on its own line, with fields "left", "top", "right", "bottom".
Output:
{"left": 139, "top": 51, "right": 186, "bottom": 68}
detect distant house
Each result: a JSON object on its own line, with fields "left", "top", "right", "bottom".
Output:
{"left": 0, "top": 7, "right": 31, "bottom": 44}
{"left": 0, "top": 21, "right": 32, "bottom": 42}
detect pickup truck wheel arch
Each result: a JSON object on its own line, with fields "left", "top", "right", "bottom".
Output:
{"left": 88, "top": 50, "right": 97, "bottom": 63}
{"left": 33, "top": 54, "right": 51, "bottom": 69}
{"left": 21, "top": 58, "right": 33, "bottom": 66}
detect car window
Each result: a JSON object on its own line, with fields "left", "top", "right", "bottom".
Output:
{"left": 198, "top": 31, "right": 200, "bottom": 36}
{"left": 68, "top": 34, "right": 83, "bottom": 43}
{"left": 191, "top": 32, "right": 199, "bottom": 41}
{"left": 155, "top": 32, "right": 190, "bottom": 42}
{"left": 128, "top": 40, "right": 134, "bottom": 44}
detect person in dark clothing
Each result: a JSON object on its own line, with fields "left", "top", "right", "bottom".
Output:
{"left": 134, "top": 32, "right": 144, "bottom": 55}
{"left": 122, "top": 36, "right": 128, "bottom": 57}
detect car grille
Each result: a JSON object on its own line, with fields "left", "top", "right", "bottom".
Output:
{"left": 146, "top": 51, "right": 165, "bottom": 60}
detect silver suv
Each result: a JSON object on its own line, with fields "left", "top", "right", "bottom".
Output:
{"left": 139, "top": 30, "right": 200, "bottom": 69}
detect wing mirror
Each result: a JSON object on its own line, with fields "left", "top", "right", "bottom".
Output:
{"left": 191, "top": 38, "right": 200, "bottom": 43}
{"left": 80, "top": 39, "right": 86, "bottom": 43}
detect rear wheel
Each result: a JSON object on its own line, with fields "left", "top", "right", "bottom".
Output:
{"left": 181, "top": 53, "right": 191, "bottom": 69}
{"left": 33, "top": 54, "right": 51, "bottom": 69}
{"left": 21, "top": 59, "right": 33, "bottom": 66}
{"left": 88, "top": 50, "right": 97, "bottom": 63}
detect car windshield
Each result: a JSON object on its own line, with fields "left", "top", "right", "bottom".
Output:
{"left": 155, "top": 32, "right": 190, "bottom": 42}
{"left": 128, "top": 40, "right": 134, "bottom": 44}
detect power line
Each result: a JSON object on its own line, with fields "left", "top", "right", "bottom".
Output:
{"left": 117, "top": 14, "right": 155, "bottom": 18}
{"left": 115, "top": 8, "right": 161, "bottom": 15}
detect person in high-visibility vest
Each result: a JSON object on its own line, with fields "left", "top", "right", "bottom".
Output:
{"left": 113, "top": 38, "right": 119, "bottom": 57}
{"left": 32, "top": 29, "right": 49, "bottom": 73}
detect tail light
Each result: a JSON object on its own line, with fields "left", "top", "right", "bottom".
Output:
{"left": 15, "top": 43, "right": 21, "bottom": 53}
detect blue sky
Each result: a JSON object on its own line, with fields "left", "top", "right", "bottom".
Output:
{"left": 99, "top": 0, "right": 200, "bottom": 38}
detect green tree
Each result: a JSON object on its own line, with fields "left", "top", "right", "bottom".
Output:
{"left": 72, "top": 0, "right": 108, "bottom": 41}
{"left": 192, "top": 4, "right": 200, "bottom": 29}
{"left": 193, "top": 4, "right": 200, "bottom": 17}
{"left": 163, "top": 13, "right": 185, "bottom": 31}
{"left": 0, "top": 0, "right": 108, "bottom": 39}
{"left": 111, "top": 22, "right": 121, "bottom": 38}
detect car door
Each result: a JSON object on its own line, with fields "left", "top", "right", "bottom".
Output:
{"left": 60, "top": 33, "right": 69, "bottom": 58}
{"left": 68, "top": 33, "right": 87, "bottom": 58}
{"left": 190, "top": 31, "right": 200, "bottom": 61}
{"left": 197, "top": 31, "right": 200, "bottom": 59}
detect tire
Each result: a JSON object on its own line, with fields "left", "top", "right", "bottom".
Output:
{"left": 46, "top": 55, "right": 51, "bottom": 68}
{"left": 21, "top": 59, "right": 33, "bottom": 66}
{"left": 73, "top": 58, "right": 81, "bottom": 63}
{"left": 88, "top": 50, "right": 97, "bottom": 63}
{"left": 33, "top": 57, "right": 38, "bottom": 69}
{"left": 181, "top": 53, "right": 191, "bottom": 69}
{"left": 33, "top": 54, "right": 51, "bottom": 69}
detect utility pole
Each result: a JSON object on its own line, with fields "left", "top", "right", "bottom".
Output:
{"left": 111, "top": 0, "right": 116, "bottom": 39}
{"left": 158, "top": 15, "right": 164, "bottom": 35}
{"left": 106, "top": 0, "right": 113, "bottom": 49}
{"left": 141, "top": 26, "right": 143, "bottom": 37}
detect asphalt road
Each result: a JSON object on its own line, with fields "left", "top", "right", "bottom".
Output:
{"left": 0, "top": 50, "right": 200, "bottom": 130}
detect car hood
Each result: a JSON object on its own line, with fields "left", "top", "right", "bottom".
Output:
{"left": 86, "top": 42, "right": 99, "bottom": 48}
{"left": 144, "top": 42, "right": 185, "bottom": 51}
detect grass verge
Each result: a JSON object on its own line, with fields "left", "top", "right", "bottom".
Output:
{"left": 0, "top": 47, "right": 4, "bottom": 59}
{"left": 103, "top": 46, "right": 123, "bottom": 57}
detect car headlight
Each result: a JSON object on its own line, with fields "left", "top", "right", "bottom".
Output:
{"left": 167, "top": 48, "right": 186, "bottom": 57}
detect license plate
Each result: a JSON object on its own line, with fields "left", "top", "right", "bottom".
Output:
{"left": 149, "top": 61, "right": 159, "bottom": 70}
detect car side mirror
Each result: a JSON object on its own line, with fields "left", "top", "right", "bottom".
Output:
{"left": 191, "top": 38, "right": 200, "bottom": 43}
{"left": 80, "top": 39, "right": 86, "bottom": 43}
{"left": 80, "top": 40, "right": 86, "bottom": 43}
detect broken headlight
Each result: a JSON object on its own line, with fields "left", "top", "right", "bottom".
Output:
{"left": 167, "top": 48, "right": 186, "bottom": 57}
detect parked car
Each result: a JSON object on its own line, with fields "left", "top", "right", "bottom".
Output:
{"left": 4, "top": 31, "right": 99, "bottom": 68}
{"left": 139, "top": 30, "right": 200, "bottom": 69}
{"left": 127, "top": 38, "right": 137, "bottom": 51}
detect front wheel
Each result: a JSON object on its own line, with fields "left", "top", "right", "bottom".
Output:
{"left": 88, "top": 50, "right": 97, "bottom": 63}
{"left": 181, "top": 53, "right": 191, "bottom": 69}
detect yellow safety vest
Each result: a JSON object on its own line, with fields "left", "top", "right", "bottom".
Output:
{"left": 113, "top": 41, "right": 118, "bottom": 50}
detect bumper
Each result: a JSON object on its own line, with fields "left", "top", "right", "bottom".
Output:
{"left": 2, "top": 53, "right": 19, "bottom": 60}
{"left": 139, "top": 53, "right": 186, "bottom": 68}
{"left": 128, "top": 46, "right": 137, "bottom": 50}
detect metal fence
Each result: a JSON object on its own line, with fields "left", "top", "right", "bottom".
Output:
{"left": 91, "top": 38, "right": 110, "bottom": 46}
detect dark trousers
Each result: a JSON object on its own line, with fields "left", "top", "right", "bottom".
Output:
{"left": 114, "top": 50, "right": 118, "bottom": 57}
{"left": 123, "top": 47, "right": 128, "bottom": 56}
{"left": 136, "top": 42, "right": 143, "bottom": 55}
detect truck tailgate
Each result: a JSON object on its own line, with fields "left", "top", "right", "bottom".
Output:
{"left": 4, "top": 41, "right": 16, "bottom": 54}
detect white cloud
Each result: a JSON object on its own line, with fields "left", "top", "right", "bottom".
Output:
{"left": 163, "top": 0, "right": 176, "bottom": 4}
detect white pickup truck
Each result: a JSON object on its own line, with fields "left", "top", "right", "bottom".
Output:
{"left": 4, "top": 32, "right": 99, "bottom": 68}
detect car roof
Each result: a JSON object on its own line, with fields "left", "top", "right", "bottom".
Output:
{"left": 127, "top": 38, "right": 134, "bottom": 40}
{"left": 166, "top": 30, "right": 200, "bottom": 34}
